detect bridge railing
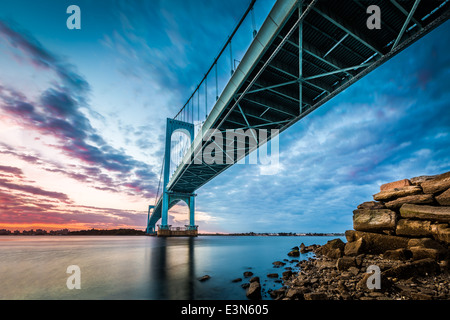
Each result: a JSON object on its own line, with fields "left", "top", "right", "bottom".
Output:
{"left": 171, "top": 0, "right": 266, "bottom": 156}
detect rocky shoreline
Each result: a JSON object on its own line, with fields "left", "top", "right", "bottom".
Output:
{"left": 248, "top": 171, "right": 450, "bottom": 300}
{"left": 269, "top": 240, "right": 450, "bottom": 300}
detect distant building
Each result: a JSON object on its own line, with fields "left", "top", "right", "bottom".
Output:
{"left": 49, "top": 229, "right": 70, "bottom": 235}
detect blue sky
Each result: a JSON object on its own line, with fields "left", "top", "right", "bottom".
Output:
{"left": 0, "top": 0, "right": 449, "bottom": 233}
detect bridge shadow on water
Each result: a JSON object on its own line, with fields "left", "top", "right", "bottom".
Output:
{"left": 147, "top": 237, "right": 197, "bottom": 300}
{"left": 142, "top": 236, "right": 313, "bottom": 300}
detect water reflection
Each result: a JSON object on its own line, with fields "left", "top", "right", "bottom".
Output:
{"left": 148, "top": 237, "right": 196, "bottom": 300}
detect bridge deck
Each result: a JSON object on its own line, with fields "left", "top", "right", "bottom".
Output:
{"left": 149, "top": 0, "right": 450, "bottom": 230}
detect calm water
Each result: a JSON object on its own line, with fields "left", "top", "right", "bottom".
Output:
{"left": 0, "top": 235, "right": 344, "bottom": 300}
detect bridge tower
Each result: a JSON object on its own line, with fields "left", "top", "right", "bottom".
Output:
{"left": 147, "top": 118, "right": 198, "bottom": 236}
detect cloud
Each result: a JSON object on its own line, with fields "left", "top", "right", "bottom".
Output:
{"left": 0, "top": 165, "right": 23, "bottom": 176}
{"left": 0, "top": 20, "right": 90, "bottom": 95}
{"left": 195, "top": 21, "right": 450, "bottom": 233}
{"left": 0, "top": 178, "right": 70, "bottom": 202}
{"left": 0, "top": 168, "right": 145, "bottom": 230}
{"left": 0, "top": 20, "right": 158, "bottom": 199}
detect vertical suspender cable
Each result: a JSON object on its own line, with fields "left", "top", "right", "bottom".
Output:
{"left": 229, "top": 39, "right": 233, "bottom": 75}
{"left": 215, "top": 63, "right": 219, "bottom": 101}
{"left": 251, "top": 6, "right": 257, "bottom": 38}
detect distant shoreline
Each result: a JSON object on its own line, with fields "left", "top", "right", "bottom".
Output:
{"left": 0, "top": 228, "right": 344, "bottom": 237}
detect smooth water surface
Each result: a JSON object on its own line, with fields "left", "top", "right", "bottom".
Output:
{"left": 0, "top": 235, "right": 344, "bottom": 300}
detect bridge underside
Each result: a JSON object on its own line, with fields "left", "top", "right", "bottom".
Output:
{"left": 147, "top": 0, "right": 450, "bottom": 234}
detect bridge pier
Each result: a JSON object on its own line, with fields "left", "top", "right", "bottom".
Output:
{"left": 147, "top": 118, "right": 198, "bottom": 236}
{"left": 146, "top": 205, "right": 156, "bottom": 234}
{"left": 158, "top": 192, "right": 197, "bottom": 236}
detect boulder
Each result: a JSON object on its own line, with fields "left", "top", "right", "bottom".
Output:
{"left": 436, "top": 188, "right": 450, "bottom": 206}
{"left": 198, "top": 275, "right": 211, "bottom": 281}
{"left": 246, "top": 281, "right": 261, "bottom": 300}
{"left": 395, "top": 219, "right": 433, "bottom": 237}
{"left": 299, "top": 242, "right": 315, "bottom": 253}
{"left": 407, "top": 238, "right": 447, "bottom": 256}
{"left": 316, "top": 238, "right": 345, "bottom": 259}
{"left": 382, "top": 258, "right": 440, "bottom": 279}
{"left": 272, "top": 261, "right": 286, "bottom": 267}
{"left": 243, "top": 271, "right": 253, "bottom": 278}
{"left": 353, "top": 209, "right": 397, "bottom": 232}
{"left": 345, "top": 230, "right": 410, "bottom": 254}
{"left": 383, "top": 248, "right": 411, "bottom": 261}
{"left": 285, "top": 288, "right": 306, "bottom": 300}
{"left": 384, "top": 194, "right": 434, "bottom": 210}
{"left": 421, "top": 171, "right": 450, "bottom": 194}
{"left": 269, "top": 288, "right": 286, "bottom": 300}
{"left": 430, "top": 223, "right": 450, "bottom": 243}
{"left": 282, "top": 270, "right": 293, "bottom": 280}
{"left": 373, "top": 186, "right": 423, "bottom": 202}
{"left": 380, "top": 179, "right": 412, "bottom": 191}
{"left": 400, "top": 204, "right": 450, "bottom": 223}
{"left": 336, "top": 256, "right": 357, "bottom": 271}
{"left": 344, "top": 237, "right": 365, "bottom": 256}
{"left": 409, "top": 247, "right": 440, "bottom": 261}
{"left": 357, "top": 201, "right": 386, "bottom": 210}
{"left": 303, "top": 244, "right": 318, "bottom": 253}
{"left": 410, "top": 175, "right": 436, "bottom": 186}
{"left": 267, "top": 273, "right": 278, "bottom": 278}
{"left": 287, "top": 250, "right": 300, "bottom": 257}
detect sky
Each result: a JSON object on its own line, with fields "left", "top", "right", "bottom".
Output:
{"left": 0, "top": 1, "right": 449, "bottom": 233}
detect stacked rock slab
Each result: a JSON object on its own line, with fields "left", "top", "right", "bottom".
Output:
{"left": 347, "top": 171, "right": 450, "bottom": 262}
{"left": 278, "top": 171, "right": 450, "bottom": 301}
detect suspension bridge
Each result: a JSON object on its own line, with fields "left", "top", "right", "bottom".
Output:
{"left": 146, "top": 0, "right": 450, "bottom": 236}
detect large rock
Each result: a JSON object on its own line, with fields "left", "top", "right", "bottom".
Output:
{"left": 400, "top": 204, "right": 450, "bottom": 223}
{"left": 409, "top": 247, "right": 441, "bottom": 261}
{"left": 353, "top": 209, "right": 397, "bottom": 232}
{"left": 407, "top": 238, "right": 447, "bottom": 252}
{"left": 287, "top": 249, "right": 300, "bottom": 257}
{"left": 383, "top": 248, "right": 411, "bottom": 261}
{"left": 380, "top": 179, "right": 412, "bottom": 191}
{"left": 284, "top": 288, "right": 306, "bottom": 300}
{"left": 431, "top": 223, "right": 450, "bottom": 243}
{"left": 316, "top": 238, "right": 345, "bottom": 259}
{"left": 436, "top": 188, "right": 450, "bottom": 206}
{"left": 410, "top": 175, "right": 436, "bottom": 186}
{"left": 336, "top": 256, "right": 357, "bottom": 271}
{"left": 421, "top": 171, "right": 450, "bottom": 194}
{"left": 345, "top": 230, "right": 409, "bottom": 254}
{"left": 246, "top": 281, "right": 261, "bottom": 300}
{"left": 344, "top": 237, "right": 365, "bottom": 256}
{"left": 407, "top": 238, "right": 448, "bottom": 260}
{"left": 382, "top": 258, "right": 440, "bottom": 279}
{"left": 357, "top": 201, "right": 386, "bottom": 210}
{"left": 373, "top": 186, "right": 423, "bottom": 202}
{"left": 384, "top": 194, "right": 434, "bottom": 210}
{"left": 395, "top": 219, "right": 433, "bottom": 237}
